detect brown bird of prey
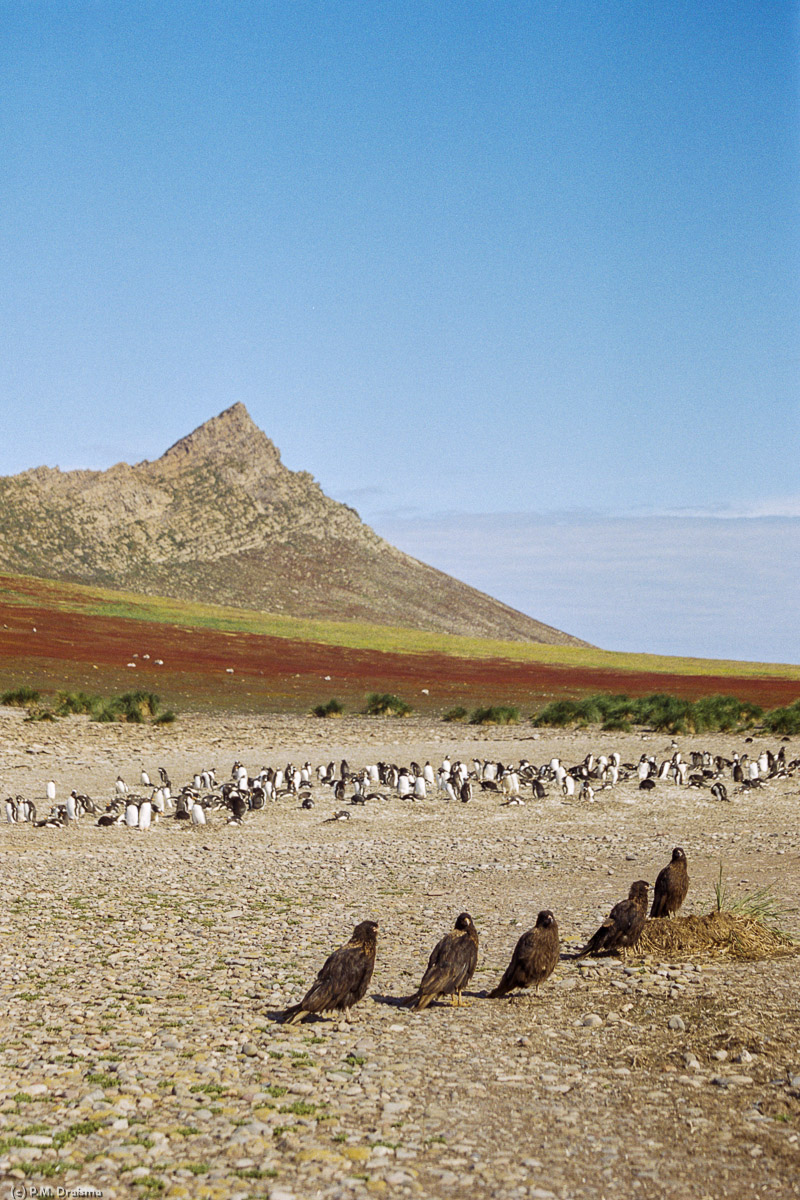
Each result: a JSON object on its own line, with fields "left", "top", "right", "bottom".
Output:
{"left": 650, "top": 847, "right": 689, "bottom": 918}
{"left": 488, "top": 910, "right": 560, "bottom": 999}
{"left": 574, "top": 880, "right": 649, "bottom": 960}
{"left": 405, "top": 912, "right": 479, "bottom": 1010}
{"left": 282, "top": 920, "right": 378, "bottom": 1024}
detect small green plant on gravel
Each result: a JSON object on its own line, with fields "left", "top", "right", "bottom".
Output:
{"left": 312, "top": 697, "right": 345, "bottom": 717}
{"left": 133, "top": 1178, "right": 164, "bottom": 1194}
{"left": 714, "top": 862, "right": 795, "bottom": 933}
{"left": 85, "top": 1072, "right": 118, "bottom": 1088}
{"left": 20, "top": 1162, "right": 66, "bottom": 1178}
{"left": 52, "top": 1119, "right": 103, "bottom": 1147}
{"left": 364, "top": 692, "right": 412, "bottom": 717}
{"left": 469, "top": 704, "right": 519, "bottom": 725}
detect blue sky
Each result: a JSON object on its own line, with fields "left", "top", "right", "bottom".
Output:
{"left": 1, "top": 3, "right": 798, "bottom": 661}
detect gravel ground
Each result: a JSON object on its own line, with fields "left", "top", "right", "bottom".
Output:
{"left": 1, "top": 709, "right": 799, "bottom": 1200}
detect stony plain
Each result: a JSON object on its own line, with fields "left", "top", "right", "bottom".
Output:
{"left": 0, "top": 708, "right": 798, "bottom": 1200}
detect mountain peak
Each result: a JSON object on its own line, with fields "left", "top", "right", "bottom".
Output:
{"left": 0, "top": 408, "right": 588, "bottom": 645}
{"left": 157, "top": 403, "right": 283, "bottom": 475}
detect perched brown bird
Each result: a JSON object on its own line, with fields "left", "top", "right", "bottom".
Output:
{"left": 574, "top": 880, "right": 649, "bottom": 960}
{"left": 282, "top": 920, "right": 378, "bottom": 1024}
{"left": 405, "top": 912, "right": 479, "bottom": 1010}
{"left": 488, "top": 910, "right": 559, "bottom": 999}
{"left": 650, "top": 847, "right": 689, "bottom": 918}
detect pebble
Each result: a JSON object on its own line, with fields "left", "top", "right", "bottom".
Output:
{"left": 582, "top": 1014, "right": 603, "bottom": 1028}
{"left": 668, "top": 1016, "right": 686, "bottom": 1032}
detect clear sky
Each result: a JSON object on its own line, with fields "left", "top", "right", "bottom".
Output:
{"left": 2, "top": 3, "right": 798, "bottom": 661}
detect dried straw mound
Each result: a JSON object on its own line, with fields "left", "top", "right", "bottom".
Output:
{"left": 638, "top": 911, "right": 798, "bottom": 961}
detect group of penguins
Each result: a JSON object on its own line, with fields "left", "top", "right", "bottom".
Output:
{"left": 3, "top": 740, "right": 794, "bottom": 829}
{"left": 281, "top": 847, "right": 690, "bottom": 1024}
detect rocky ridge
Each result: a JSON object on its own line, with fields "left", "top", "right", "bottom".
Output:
{"left": 0, "top": 404, "right": 585, "bottom": 644}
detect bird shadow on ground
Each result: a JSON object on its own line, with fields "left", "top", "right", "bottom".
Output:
{"left": 371, "top": 990, "right": 487, "bottom": 1008}
{"left": 370, "top": 992, "right": 408, "bottom": 1008}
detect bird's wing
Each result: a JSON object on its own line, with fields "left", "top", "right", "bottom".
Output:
{"left": 301, "top": 943, "right": 372, "bottom": 1012}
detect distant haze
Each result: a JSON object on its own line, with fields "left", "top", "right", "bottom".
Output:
{"left": 372, "top": 512, "right": 800, "bottom": 665}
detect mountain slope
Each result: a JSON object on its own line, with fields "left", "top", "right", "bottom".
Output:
{"left": 0, "top": 404, "right": 587, "bottom": 645}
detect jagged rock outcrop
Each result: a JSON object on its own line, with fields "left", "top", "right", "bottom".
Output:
{"left": 0, "top": 404, "right": 587, "bottom": 644}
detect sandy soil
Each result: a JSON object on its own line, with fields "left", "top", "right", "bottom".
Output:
{"left": 0, "top": 709, "right": 798, "bottom": 1200}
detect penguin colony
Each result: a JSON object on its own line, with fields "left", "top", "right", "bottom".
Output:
{"left": 4, "top": 740, "right": 795, "bottom": 828}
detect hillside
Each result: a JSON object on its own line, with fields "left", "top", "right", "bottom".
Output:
{"left": 0, "top": 404, "right": 586, "bottom": 644}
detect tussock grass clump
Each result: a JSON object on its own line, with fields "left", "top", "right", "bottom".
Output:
{"left": 1, "top": 685, "right": 41, "bottom": 707}
{"left": 55, "top": 690, "right": 98, "bottom": 716}
{"left": 469, "top": 704, "right": 519, "bottom": 726}
{"left": 762, "top": 698, "right": 800, "bottom": 736}
{"left": 92, "top": 691, "right": 165, "bottom": 723}
{"left": 638, "top": 911, "right": 797, "bottom": 961}
{"left": 364, "top": 693, "right": 412, "bottom": 717}
{"left": 442, "top": 705, "right": 468, "bottom": 723}
{"left": 533, "top": 691, "right": 765, "bottom": 734}
{"left": 312, "top": 698, "right": 345, "bottom": 718}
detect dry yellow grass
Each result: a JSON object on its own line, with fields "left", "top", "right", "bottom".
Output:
{"left": 638, "top": 911, "right": 798, "bottom": 961}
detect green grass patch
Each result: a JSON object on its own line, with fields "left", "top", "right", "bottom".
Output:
{"left": 442, "top": 705, "right": 468, "bottom": 722}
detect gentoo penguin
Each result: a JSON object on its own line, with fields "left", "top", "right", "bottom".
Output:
{"left": 413, "top": 776, "right": 427, "bottom": 799}
{"left": 4, "top": 797, "right": 16, "bottom": 823}
{"left": 125, "top": 800, "right": 139, "bottom": 827}
{"left": 229, "top": 793, "right": 247, "bottom": 823}
{"left": 191, "top": 800, "right": 206, "bottom": 825}
{"left": 66, "top": 791, "right": 78, "bottom": 822}
{"left": 46, "top": 780, "right": 56, "bottom": 802}
{"left": 141, "top": 768, "right": 151, "bottom": 789}
{"left": 139, "top": 799, "right": 152, "bottom": 831}
{"left": 115, "top": 776, "right": 128, "bottom": 797}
